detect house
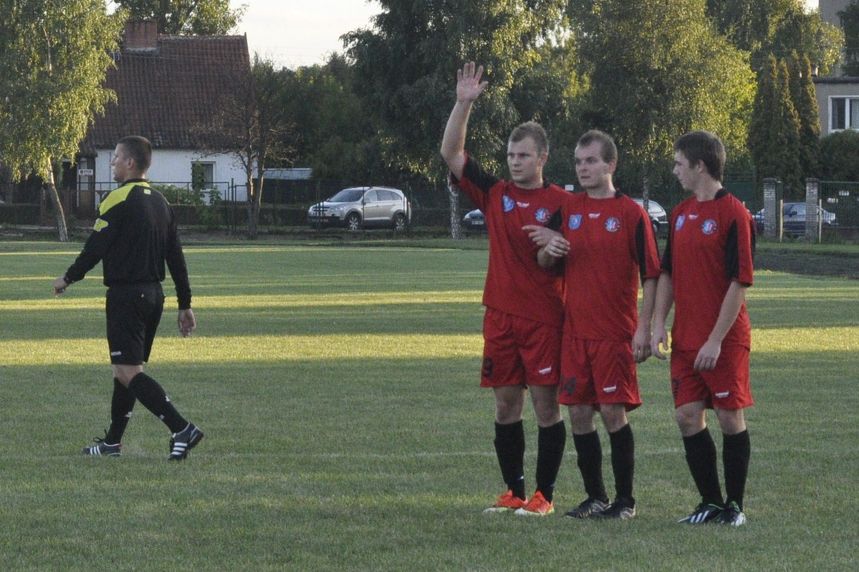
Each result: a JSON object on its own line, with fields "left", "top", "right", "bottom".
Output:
{"left": 77, "top": 20, "right": 252, "bottom": 213}
{"left": 814, "top": 0, "right": 859, "bottom": 135}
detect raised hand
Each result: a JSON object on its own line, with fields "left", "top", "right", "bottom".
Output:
{"left": 456, "top": 61, "right": 489, "bottom": 103}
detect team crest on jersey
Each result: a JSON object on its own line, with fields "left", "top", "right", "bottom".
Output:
{"left": 535, "top": 208, "right": 550, "bottom": 223}
{"left": 502, "top": 195, "right": 515, "bottom": 213}
{"left": 604, "top": 217, "right": 620, "bottom": 232}
{"left": 701, "top": 219, "right": 718, "bottom": 235}
{"left": 675, "top": 215, "right": 686, "bottom": 231}
{"left": 568, "top": 214, "right": 583, "bottom": 230}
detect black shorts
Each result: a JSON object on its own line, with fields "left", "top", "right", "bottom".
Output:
{"left": 105, "top": 283, "right": 165, "bottom": 365}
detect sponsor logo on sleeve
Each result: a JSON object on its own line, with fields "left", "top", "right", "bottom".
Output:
{"left": 568, "top": 214, "right": 583, "bottom": 230}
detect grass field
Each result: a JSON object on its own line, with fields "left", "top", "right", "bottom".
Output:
{"left": 0, "top": 239, "right": 857, "bottom": 571}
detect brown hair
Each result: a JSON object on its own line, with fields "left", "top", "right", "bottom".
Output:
{"left": 674, "top": 131, "right": 726, "bottom": 181}
{"left": 509, "top": 121, "right": 549, "bottom": 156}
{"left": 577, "top": 129, "right": 617, "bottom": 164}
{"left": 117, "top": 135, "right": 153, "bottom": 172}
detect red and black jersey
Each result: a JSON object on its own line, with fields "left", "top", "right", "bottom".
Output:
{"left": 553, "top": 192, "right": 661, "bottom": 341}
{"left": 661, "top": 190, "right": 755, "bottom": 350}
{"left": 453, "top": 154, "right": 567, "bottom": 326}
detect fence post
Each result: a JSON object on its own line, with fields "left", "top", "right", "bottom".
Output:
{"left": 805, "top": 178, "right": 819, "bottom": 243}
{"left": 762, "top": 178, "right": 778, "bottom": 239}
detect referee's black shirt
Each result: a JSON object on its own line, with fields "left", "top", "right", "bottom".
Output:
{"left": 65, "top": 179, "right": 192, "bottom": 309}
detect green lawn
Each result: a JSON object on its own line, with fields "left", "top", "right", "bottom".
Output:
{"left": 0, "top": 240, "right": 857, "bottom": 570}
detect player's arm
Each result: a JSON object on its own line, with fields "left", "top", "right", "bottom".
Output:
{"left": 440, "top": 62, "right": 488, "bottom": 180}
{"left": 693, "top": 280, "right": 747, "bottom": 371}
{"left": 633, "top": 277, "right": 657, "bottom": 362}
{"left": 523, "top": 226, "right": 568, "bottom": 268}
{"left": 651, "top": 272, "right": 673, "bottom": 359}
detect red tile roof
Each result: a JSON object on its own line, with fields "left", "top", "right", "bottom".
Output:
{"left": 84, "top": 33, "right": 251, "bottom": 152}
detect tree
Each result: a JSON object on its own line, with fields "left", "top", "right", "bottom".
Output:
{"left": 194, "top": 56, "right": 293, "bottom": 239}
{"left": 819, "top": 130, "right": 859, "bottom": 180}
{"left": 841, "top": 0, "right": 859, "bottom": 76}
{"left": 280, "top": 55, "right": 388, "bottom": 183}
{"left": 111, "top": 0, "right": 244, "bottom": 34}
{"left": 570, "top": 0, "right": 755, "bottom": 197}
{"left": 748, "top": 56, "right": 804, "bottom": 198}
{"left": 787, "top": 52, "right": 821, "bottom": 179}
{"left": 345, "top": 0, "right": 573, "bottom": 237}
{"left": 0, "top": 0, "right": 126, "bottom": 241}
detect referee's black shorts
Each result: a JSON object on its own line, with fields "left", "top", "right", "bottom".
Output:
{"left": 105, "top": 283, "right": 165, "bottom": 365}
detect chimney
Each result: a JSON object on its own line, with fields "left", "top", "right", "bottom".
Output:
{"left": 124, "top": 20, "right": 158, "bottom": 50}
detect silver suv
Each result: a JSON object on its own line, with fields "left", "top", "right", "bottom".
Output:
{"left": 308, "top": 186, "right": 411, "bottom": 231}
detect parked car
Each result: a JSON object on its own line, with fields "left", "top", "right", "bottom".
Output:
{"left": 462, "top": 209, "right": 486, "bottom": 231}
{"left": 753, "top": 202, "right": 837, "bottom": 236}
{"left": 632, "top": 198, "right": 669, "bottom": 237}
{"left": 308, "top": 187, "right": 411, "bottom": 231}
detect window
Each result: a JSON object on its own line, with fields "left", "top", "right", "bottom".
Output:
{"left": 191, "top": 162, "right": 214, "bottom": 190}
{"left": 831, "top": 97, "right": 859, "bottom": 131}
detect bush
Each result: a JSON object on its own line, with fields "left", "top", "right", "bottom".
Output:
{"left": 820, "top": 131, "right": 859, "bottom": 181}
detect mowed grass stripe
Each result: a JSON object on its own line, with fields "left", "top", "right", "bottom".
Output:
{"left": 1, "top": 327, "right": 856, "bottom": 365}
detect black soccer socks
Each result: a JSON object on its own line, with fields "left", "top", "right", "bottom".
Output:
{"left": 683, "top": 428, "right": 724, "bottom": 506}
{"left": 609, "top": 423, "right": 635, "bottom": 503}
{"left": 536, "top": 421, "right": 566, "bottom": 502}
{"left": 494, "top": 420, "right": 526, "bottom": 499}
{"left": 128, "top": 372, "right": 188, "bottom": 434}
{"left": 105, "top": 377, "right": 135, "bottom": 444}
{"left": 723, "top": 430, "right": 751, "bottom": 510}
{"left": 573, "top": 430, "right": 609, "bottom": 502}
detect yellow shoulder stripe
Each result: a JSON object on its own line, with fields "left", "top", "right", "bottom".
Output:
{"left": 98, "top": 181, "right": 152, "bottom": 216}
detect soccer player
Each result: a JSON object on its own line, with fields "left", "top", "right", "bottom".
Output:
{"left": 440, "top": 62, "right": 568, "bottom": 516}
{"left": 527, "top": 130, "right": 660, "bottom": 520}
{"left": 52, "top": 135, "right": 204, "bottom": 461}
{"left": 651, "top": 130, "right": 755, "bottom": 526}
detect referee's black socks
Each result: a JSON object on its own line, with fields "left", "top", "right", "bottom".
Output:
{"left": 105, "top": 377, "right": 135, "bottom": 444}
{"left": 128, "top": 372, "right": 188, "bottom": 434}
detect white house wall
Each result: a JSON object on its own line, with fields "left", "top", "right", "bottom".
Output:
{"left": 92, "top": 148, "right": 251, "bottom": 202}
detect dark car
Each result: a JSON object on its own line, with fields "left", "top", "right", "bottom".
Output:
{"left": 462, "top": 209, "right": 486, "bottom": 231}
{"left": 753, "top": 202, "right": 837, "bottom": 236}
{"left": 632, "top": 198, "right": 669, "bottom": 237}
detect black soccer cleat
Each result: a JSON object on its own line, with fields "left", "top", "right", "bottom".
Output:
{"left": 716, "top": 501, "right": 747, "bottom": 527}
{"left": 168, "top": 423, "right": 204, "bottom": 461}
{"left": 564, "top": 497, "right": 610, "bottom": 519}
{"left": 678, "top": 502, "right": 724, "bottom": 524}
{"left": 82, "top": 437, "right": 121, "bottom": 457}
{"left": 596, "top": 497, "right": 636, "bottom": 520}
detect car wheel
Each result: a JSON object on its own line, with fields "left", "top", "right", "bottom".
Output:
{"left": 393, "top": 212, "right": 407, "bottom": 231}
{"left": 346, "top": 212, "right": 362, "bottom": 231}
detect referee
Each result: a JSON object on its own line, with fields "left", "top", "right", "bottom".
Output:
{"left": 53, "top": 135, "right": 203, "bottom": 461}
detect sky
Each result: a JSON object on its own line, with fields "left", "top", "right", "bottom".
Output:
{"left": 232, "top": 1, "right": 379, "bottom": 69}
{"left": 234, "top": 0, "right": 821, "bottom": 69}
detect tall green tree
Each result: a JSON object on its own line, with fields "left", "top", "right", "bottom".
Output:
{"left": 570, "top": 0, "right": 755, "bottom": 197}
{"left": 281, "top": 55, "right": 387, "bottom": 183}
{"left": 749, "top": 56, "right": 804, "bottom": 198}
{"left": 345, "top": 0, "right": 573, "bottom": 237}
{"left": 112, "top": 0, "right": 244, "bottom": 34}
{"left": 0, "top": 0, "right": 126, "bottom": 241}
{"left": 841, "top": 0, "right": 859, "bottom": 76}
{"left": 787, "top": 52, "right": 821, "bottom": 179}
